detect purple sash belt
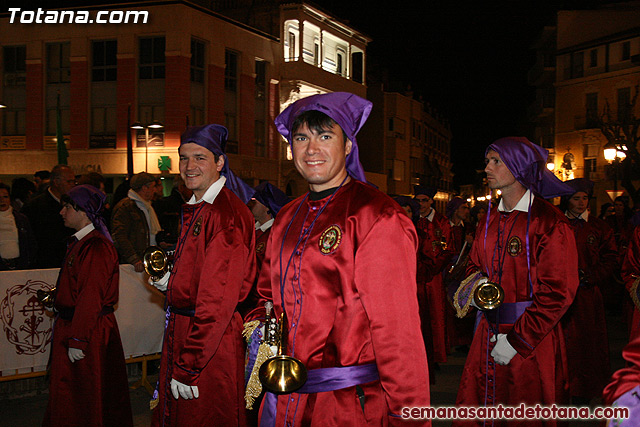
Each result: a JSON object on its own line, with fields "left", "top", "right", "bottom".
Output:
{"left": 475, "top": 301, "right": 533, "bottom": 330}
{"left": 260, "top": 363, "right": 379, "bottom": 427}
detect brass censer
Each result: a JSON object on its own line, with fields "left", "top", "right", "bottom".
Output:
{"left": 473, "top": 280, "right": 505, "bottom": 310}
{"left": 143, "top": 246, "right": 174, "bottom": 282}
{"left": 37, "top": 287, "right": 56, "bottom": 309}
{"left": 258, "top": 303, "right": 308, "bottom": 394}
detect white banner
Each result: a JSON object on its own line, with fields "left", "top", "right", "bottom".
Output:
{"left": 0, "top": 265, "right": 165, "bottom": 375}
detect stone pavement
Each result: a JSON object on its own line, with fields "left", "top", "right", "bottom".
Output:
{"left": 0, "top": 311, "right": 628, "bottom": 426}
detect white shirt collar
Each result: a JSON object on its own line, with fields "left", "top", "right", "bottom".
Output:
{"left": 450, "top": 219, "right": 463, "bottom": 227}
{"left": 421, "top": 208, "right": 435, "bottom": 222}
{"left": 566, "top": 210, "right": 589, "bottom": 222}
{"left": 257, "top": 218, "right": 274, "bottom": 232}
{"left": 74, "top": 223, "right": 95, "bottom": 241}
{"left": 187, "top": 176, "right": 226, "bottom": 205}
{"left": 48, "top": 187, "right": 61, "bottom": 204}
{"left": 498, "top": 189, "right": 533, "bottom": 213}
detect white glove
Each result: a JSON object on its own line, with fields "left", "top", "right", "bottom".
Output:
{"left": 170, "top": 378, "right": 199, "bottom": 400}
{"left": 68, "top": 348, "right": 85, "bottom": 363}
{"left": 149, "top": 272, "right": 170, "bottom": 292}
{"left": 490, "top": 333, "right": 517, "bottom": 366}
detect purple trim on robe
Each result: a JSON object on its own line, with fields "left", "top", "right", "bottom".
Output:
{"left": 474, "top": 301, "right": 533, "bottom": 331}
{"left": 610, "top": 385, "right": 640, "bottom": 427}
{"left": 260, "top": 363, "right": 379, "bottom": 427}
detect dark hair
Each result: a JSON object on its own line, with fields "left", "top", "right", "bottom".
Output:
{"left": 78, "top": 172, "right": 105, "bottom": 189}
{"left": 34, "top": 170, "right": 50, "bottom": 180}
{"left": 11, "top": 177, "right": 36, "bottom": 202}
{"left": 60, "top": 193, "right": 83, "bottom": 212}
{"left": 291, "top": 110, "right": 348, "bottom": 143}
{"left": 614, "top": 196, "right": 633, "bottom": 220}
{"left": 0, "top": 182, "right": 10, "bottom": 195}
{"left": 598, "top": 202, "right": 613, "bottom": 219}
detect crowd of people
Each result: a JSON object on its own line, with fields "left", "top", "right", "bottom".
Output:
{"left": 3, "top": 91, "right": 640, "bottom": 426}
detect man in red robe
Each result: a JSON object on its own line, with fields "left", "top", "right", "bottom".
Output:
{"left": 150, "top": 124, "right": 256, "bottom": 426}
{"left": 250, "top": 181, "right": 290, "bottom": 272}
{"left": 415, "top": 185, "right": 453, "bottom": 364}
{"left": 452, "top": 137, "right": 579, "bottom": 427}
{"left": 603, "top": 333, "right": 640, "bottom": 424}
{"left": 623, "top": 224, "right": 640, "bottom": 340}
{"left": 43, "top": 184, "right": 133, "bottom": 427}
{"left": 444, "top": 196, "right": 475, "bottom": 351}
{"left": 247, "top": 92, "right": 430, "bottom": 426}
{"left": 559, "top": 178, "right": 617, "bottom": 404}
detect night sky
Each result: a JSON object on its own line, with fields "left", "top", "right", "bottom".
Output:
{"left": 312, "top": 0, "right": 607, "bottom": 188}
{"left": 1, "top": 0, "right": 611, "bottom": 187}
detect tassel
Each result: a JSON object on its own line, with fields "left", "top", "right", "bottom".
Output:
{"left": 245, "top": 342, "right": 274, "bottom": 409}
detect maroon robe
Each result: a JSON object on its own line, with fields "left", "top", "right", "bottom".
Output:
{"left": 43, "top": 229, "right": 133, "bottom": 427}
{"left": 152, "top": 186, "right": 256, "bottom": 427}
{"left": 603, "top": 333, "right": 640, "bottom": 404}
{"left": 623, "top": 225, "right": 640, "bottom": 341}
{"left": 239, "top": 225, "right": 272, "bottom": 318}
{"left": 255, "top": 226, "right": 271, "bottom": 273}
{"left": 561, "top": 214, "right": 617, "bottom": 399}
{"left": 249, "top": 179, "right": 430, "bottom": 426}
{"left": 446, "top": 222, "right": 475, "bottom": 348}
{"left": 416, "top": 211, "right": 453, "bottom": 363}
{"left": 455, "top": 197, "right": 579, "bottom": 427}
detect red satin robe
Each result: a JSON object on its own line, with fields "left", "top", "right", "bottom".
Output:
{"left": 43, "top": 229, "right": 133, "bottom": 427}
{"left": 152, "top": 186, "right": 256, "bottom": 427}
{"left": 561, "top": 214, "right": 617, "bottom": 399}
{"left": 623, "top": 226, "right": 640, "bottom": 340}
{"left": 447, "top": 222, "right": 475, "bottom": 348}
{"left": 255, "top": 226, "right": 271, "bottom": 273}
{"left": 416, "top": 211, "right": 453, "bottom": 363}
{"left": 239, "top": 225, "right": 272, "bottom": 318}
{"left": 250, "top": 179, "right": 430, "bottom": 426}
{"left": 603, "top": 333, "right": 640, "bottom": 404}
{"left": 455, "top": 197, "right": 579, "bottom": 427}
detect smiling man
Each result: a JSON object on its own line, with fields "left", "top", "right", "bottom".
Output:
{"left": 150, "top": 124, "right": 256, "bottom": 427}
{"left": 246, "top": 92, "right": 430, "bottom": 426}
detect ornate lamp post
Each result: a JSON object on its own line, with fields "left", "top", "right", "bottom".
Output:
{"left": 604, "top": 140, "right": 627, "bottom": 193}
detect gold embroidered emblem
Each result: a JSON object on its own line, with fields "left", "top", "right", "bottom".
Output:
{"left": 319, "top": 225, "right": 342, "bottom": 255}
{"left": 507, "top": 236, "right": 522, "bottom": 257}
{"left": 193, "top": 217, "right": 203, "bottom": 236}
{"left": 256, "top": 242, "right": 266, "bottom": 254}
{"left": 68, "top": 254, "right": 75, "bottom": 267}
{"left": 587, "top": 234, "right": 596, "bottom": 245}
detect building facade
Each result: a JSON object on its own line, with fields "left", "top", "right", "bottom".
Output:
{"left": 0, "top": 1, "right": 372, "bottom": 198}
{"left": 545, "top": 5, "right": 640, "bottom": 207}
{"left": 359, "top": 85, "right": 453, "bottom": 210}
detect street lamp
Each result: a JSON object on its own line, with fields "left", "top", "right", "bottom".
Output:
{"left": 604, "top": 140, "right": 627, "bottom": 193}
{"left": 546, "top": 156, "right": 555, "bottom": 171}
{"left": 131, "top": 120, "right": 164, "bottom": 172}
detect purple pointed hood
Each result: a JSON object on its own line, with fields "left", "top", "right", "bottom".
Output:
{"left": 180, "top": 124, "right": 255, "bottom": 203}
{"left": 486, "top": 137, "right": 574, "bottom": 199}
{"left": 274, "top": 92, "right": 371, "bottom": 183}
